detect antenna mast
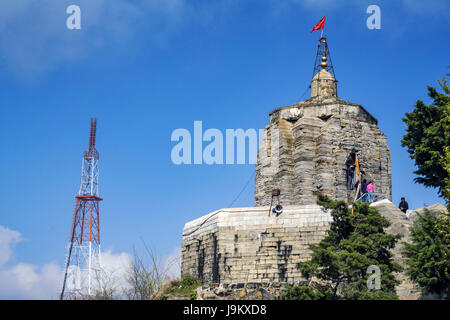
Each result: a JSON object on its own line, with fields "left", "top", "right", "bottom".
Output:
{"left": 60, "top": 118, "right": 103, "bottom": 300}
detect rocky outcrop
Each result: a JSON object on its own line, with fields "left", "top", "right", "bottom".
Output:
{"left": 406, "top": 203, "right": 447, "bottom": 222}
{"left": 195, "top": 283, "right": 285, "bottom": 300}
{"left": 370, "top": 200, "right": 420, "bottom": 299}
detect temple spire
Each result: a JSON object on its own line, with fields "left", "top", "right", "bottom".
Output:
{"left": 312, "top": 37, "right": 335, "bottom": 78}
{"left": 310, "top": 37, "right": 337, "bottom": 99}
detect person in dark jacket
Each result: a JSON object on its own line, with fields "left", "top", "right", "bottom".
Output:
{"left": 345, "top": 149, "right": 357, "bottom": 190}
{"left": 346, "top": 165, "right": 355, "bottom": 190}
{"left": 399, "top": 197, "right": 409, "bottom": 213}
{"left": 361, "top": 179, "right": 368, "bottom": 202}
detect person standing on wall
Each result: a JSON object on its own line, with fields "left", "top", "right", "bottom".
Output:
{"left": 399, "top": 197, "right": 409, "bottom": 214}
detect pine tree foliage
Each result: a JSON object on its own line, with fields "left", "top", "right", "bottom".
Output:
{"left": 440, "top": 75, "right": 450, "bottom": 209}
{"left": 284, "top": 195, "right": 402, "bottom": 300}
{"left": 403, "top": 211, "right": 450, "bottom": 299}
{"left": 401, "top": 75, "right": 450, "bottom": 198}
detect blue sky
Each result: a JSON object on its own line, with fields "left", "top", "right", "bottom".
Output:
{"left": 0, "top": 0, "right": 449, "bottom": 298}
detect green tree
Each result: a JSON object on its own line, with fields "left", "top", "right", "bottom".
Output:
{"left": 401, "top": 74, "right": 450, "bottom": 198}
{"left": 285, "top": 195, "right": 402, "bottom": 300}
{"left": 439, "top": 75, "right": 450, "bottom": 209}
{"left": 283, "top": 284, "right": 331, "bottom": 300}
{"left": 442, "top": 145, "right": 450, "bottom": 210}
{"left": 403, "top": 211, "right": 450, "bottom": 299}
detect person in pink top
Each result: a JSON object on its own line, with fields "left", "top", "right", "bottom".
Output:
{"left": 366, "top": 181, "right": 375, "bottom": 203}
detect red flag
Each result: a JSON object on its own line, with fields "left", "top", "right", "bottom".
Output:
{"left": 311, "top": 15, "right": 326, "bottom": 33}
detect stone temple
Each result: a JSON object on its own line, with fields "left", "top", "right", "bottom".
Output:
{"left": 254, "top": 50, "right": 391, "bottom": 206}
{"left": 180, "top": 38, "right": 425, "bottom": 298}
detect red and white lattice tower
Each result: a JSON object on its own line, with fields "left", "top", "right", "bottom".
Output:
{"left": 60, "top": 118, "right": 103, "bottom": 299}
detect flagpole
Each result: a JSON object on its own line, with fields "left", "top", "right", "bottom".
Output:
{"left": 320, "top": 15, "right": 326, "bottom": 39}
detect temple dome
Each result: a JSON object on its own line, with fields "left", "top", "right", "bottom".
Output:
{"left": 310, "top": 68, "right": 337, "bottom": 98}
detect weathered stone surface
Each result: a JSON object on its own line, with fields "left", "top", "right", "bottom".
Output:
{"left": 182, "top": 205, "right": 332, "bottom": 286}
{"left": 255, "top": 71, "right": 391, "bottom": 206}
{"left": 406, "top": 203, "right": 447, "bottom": 223}
{"left": 370, "top": 200, "right": 448, "bottom": 300}
{"left": 370, "top": 200, "right": 420, "bottom": 299}
{"left": 181, "top": 200, "right": 447, "bottom": 299}
{"left": 180, "top": 61, "right": 442, "bottom": 300}
{"left": 195, "top": 283, "right": 286, "bottom": 300}
{"left": 311, "top": 69, "right": 337, "bottom": 98}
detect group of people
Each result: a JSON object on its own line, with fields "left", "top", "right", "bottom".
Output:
{"left": 355, "top": 178, "right": 410, "bottom": 213}
{"left": 345, "top": 152, "right": 375, "bottom": 203}
{"left": 355, "top": 179, "right": 375, "bottom": 203}
{"left": 354, "top": 176, "right": 410, "bottom": 212}
{"left": 345, "top": 149, "right": 410, "bottom": 210}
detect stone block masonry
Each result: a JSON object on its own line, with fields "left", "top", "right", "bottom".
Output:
{"left": 181, "top": 205, "right": 332, "bottom": 286}
{"left": 181, "top": 201, "right": 448, "bottom": 299}
{"left": 182, "top": 42, "right": 399, "bottom": 299}
{"left": 255, "top": 69, "right": 392, "bottom": 206}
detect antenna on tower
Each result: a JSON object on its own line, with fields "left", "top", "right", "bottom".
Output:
{"left": 89, "top": 118, "right": 97, "bottom": 149}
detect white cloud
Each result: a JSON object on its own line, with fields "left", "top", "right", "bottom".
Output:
{"left": 163, "top": 246, "right": 181, "bottom": 279}
{"left": 0, "top": 225, "right": 182, "bottom": 299}
{"left": 0, "top": 0, "right": 236, "bottom": 80}
{"left": 100, "top": 249, "right": 132, "bottom": 293}
{"left": 0, "top": 225, "right": 21, "bottom": 266}
{"left": 0, "top": 0, "right": 447, "bottom": 80}
{"left": 0, "top": 0, "right": 141, "bottom": 79}
{"left": 0, "top": 225, "right": 132, "bottom": 299}
{"left": 0, "top": 225, "right": 63, "bottom": 299}
{"left": 0, "top": 262, "right": 62, "bottom": 299}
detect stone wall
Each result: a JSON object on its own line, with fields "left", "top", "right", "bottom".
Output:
{"left": 181, "top": 205, "right": 332, "bottom": 285}
{"left": 254, "top": 68, "right": 392, "bottom": 207}
{"left": 181, "top": 201, "right": 448, "bottom": 299}
{"left": 255, "top": 99, "right": 391, "bottom": 206}
{"left": 182, "top": 59, "right": 404, "bottom": 299}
